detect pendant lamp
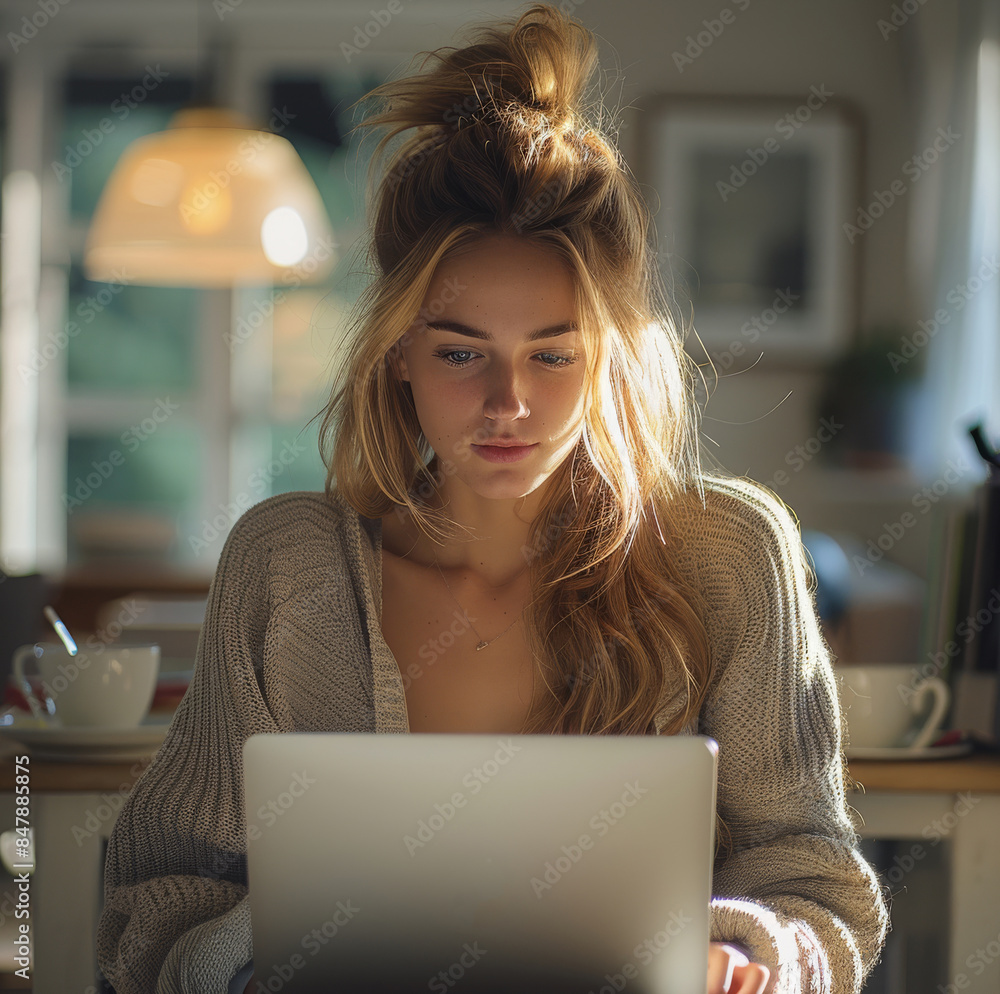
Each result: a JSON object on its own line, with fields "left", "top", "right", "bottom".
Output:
{"left": 83, "top": 21, "right": 335, "bottom": 287}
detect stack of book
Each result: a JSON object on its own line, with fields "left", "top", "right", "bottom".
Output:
{"left": 921, "top": 425, "right": 1000, "bottom": 744}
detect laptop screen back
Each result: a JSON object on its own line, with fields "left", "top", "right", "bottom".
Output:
{"left": 243, "top": 732, "right": 718, "bottom": 994}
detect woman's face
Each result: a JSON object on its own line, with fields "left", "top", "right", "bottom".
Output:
{"left": 395, "top": 232, "right": 588, "bottom": 503}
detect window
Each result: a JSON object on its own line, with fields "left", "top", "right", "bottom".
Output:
{"left": 13, "top": 56, "right": 391, "bottom": 575}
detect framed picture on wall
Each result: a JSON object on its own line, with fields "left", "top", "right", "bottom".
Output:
{"left": 633, "top": 94, "right": 864, "bottom": 365}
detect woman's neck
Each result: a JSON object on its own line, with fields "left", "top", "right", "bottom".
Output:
{"left": 381, "top": 500, "right": 536, "bottom": 589}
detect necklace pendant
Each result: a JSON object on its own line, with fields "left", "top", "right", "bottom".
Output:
{"left": 475, "top": 640, "right": 489, "bottom": 651}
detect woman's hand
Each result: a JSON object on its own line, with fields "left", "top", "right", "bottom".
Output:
{"left": 708, "top": 942, "right": 772, "bottom": 993}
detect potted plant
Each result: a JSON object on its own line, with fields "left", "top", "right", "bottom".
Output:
{"left": 816, "top": 325, "right": 924, "bottom": 470}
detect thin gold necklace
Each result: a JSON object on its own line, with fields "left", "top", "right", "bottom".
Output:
{"left": 430, "top": 558, "right": 528, "bottom": 651}
{"left": 387, "top": 510, "right": 529, "bottom": 650}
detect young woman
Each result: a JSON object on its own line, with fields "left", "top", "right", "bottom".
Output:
{"left": 96, "top": 6, "right": 890, "bottom": 993}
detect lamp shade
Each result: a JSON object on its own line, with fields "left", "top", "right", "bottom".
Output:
{"left": 83, "top": 107, "right": 337, "bottom": 287}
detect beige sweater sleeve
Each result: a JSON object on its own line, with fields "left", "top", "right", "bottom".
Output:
{"left": 96, "top": 498, "right": 282, "bottom": 994}
{"left": 683, "top": 478, "right": 891, "bottom": 993}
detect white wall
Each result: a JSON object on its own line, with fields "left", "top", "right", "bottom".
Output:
{"left": 586, "top": 0, "right": 951, "bottom": 581}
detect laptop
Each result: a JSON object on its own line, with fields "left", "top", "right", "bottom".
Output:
{"left": 242, "top": 732, "right": 719, "bottom": 994}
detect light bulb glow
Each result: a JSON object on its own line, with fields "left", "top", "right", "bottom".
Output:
{"left": 261, "top": 206, "right": 309, "bottom": 266}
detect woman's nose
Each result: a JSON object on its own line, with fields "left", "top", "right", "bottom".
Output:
{"left": 481, "top": 365, "right": 530, "bottom": 421}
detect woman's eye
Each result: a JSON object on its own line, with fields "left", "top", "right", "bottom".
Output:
{"left": 436, "top": 350, "right": 476, "bottom": 367}
{"left": 432, "top": 350, "right": 578, "bottom": 369}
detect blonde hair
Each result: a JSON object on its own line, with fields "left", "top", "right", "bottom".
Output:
{"left": 317, "top": 3, "right": 731, "bottom": 858}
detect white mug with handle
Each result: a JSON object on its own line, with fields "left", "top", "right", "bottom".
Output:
{"left": 837, "top": 664, "right": 951, "bottom": 751}
{"left": 907, "top": 677, "right": 951, "bottom": 749}
{"left": 12, "top": 641, "right": 159, "bottom": 729}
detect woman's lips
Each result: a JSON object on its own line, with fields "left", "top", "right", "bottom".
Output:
{"left": 472, "top": 443, "right": 538, "bottom": 463}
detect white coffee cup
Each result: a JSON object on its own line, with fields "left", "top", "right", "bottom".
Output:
{"left": 12, "top": 641, "right": 159, "bottom": 729}
{"left": 836, "top": 664, "right": 950, "bottom": 750}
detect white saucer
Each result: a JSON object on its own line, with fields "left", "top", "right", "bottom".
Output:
{"left": 0, "top": 714, "right": 173, "bottom": 763}
{"left": 845, "top": 741, "right": 974, "bottom": 761}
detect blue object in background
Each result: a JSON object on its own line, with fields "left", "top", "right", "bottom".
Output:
{"left": 801, "top": 530, "right": 852, "bottom": 627}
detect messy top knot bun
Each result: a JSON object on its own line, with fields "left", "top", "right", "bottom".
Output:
{"left": 322, "top": 3, "right": 719, "bottom": 759}
{"left": 363, "top": 1, "right": 596, "bottom": 136}
{"left": 349, "top": 2, "right": 627, "bottom": 275}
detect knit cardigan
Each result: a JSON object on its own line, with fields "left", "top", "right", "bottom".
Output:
{"left": 96, "top": 475, "right": 890, "bottom": 994}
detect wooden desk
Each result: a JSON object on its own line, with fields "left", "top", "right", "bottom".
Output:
{"left": 847, "top": 753, "right": 1000, "bottom": 792}
{"left": 4, "top": 753, "right": 997, "bottom": 793}
{"left": 0, "top": 756, "right": 154, "bottom": 793}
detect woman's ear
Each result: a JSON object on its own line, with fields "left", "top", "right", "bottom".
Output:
{"left": 388, "top": 342, "right": 410, "bottom": 383}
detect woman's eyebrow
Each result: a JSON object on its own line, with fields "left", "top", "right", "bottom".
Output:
{"left": 424, "top": 320, "right": 579, "bottom": 342}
